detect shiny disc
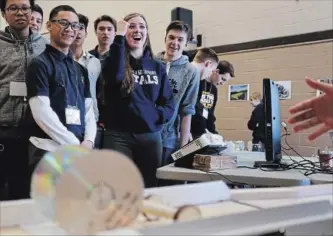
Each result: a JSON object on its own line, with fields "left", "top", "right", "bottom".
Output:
{"left": 31, "top": 147, "right": 144, "bottom": 234}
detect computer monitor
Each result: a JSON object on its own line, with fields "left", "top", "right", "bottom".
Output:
{"left": 254, "top": 78, "right": 283, "bottom": 168}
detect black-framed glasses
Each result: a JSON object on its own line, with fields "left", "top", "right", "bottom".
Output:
{"left": 50, "top": 19, "right": 82, "bottom": 31}
{"left": 5, "top": 5, "right": 31, "bottom": 14}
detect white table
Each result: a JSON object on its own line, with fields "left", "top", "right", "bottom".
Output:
{"left": 2, "top": 182, "right": 332, "bottom": 235}
{"left": 156, "top": 151, "right": 333, "bottom": 187}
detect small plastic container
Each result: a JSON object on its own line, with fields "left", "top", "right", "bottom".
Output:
{"left": 318, "top": 149, "right": 333, "bottom": 170}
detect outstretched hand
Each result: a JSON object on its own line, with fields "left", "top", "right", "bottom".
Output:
{"left": 288, "top": 77, "right": 333, "bottom": 141}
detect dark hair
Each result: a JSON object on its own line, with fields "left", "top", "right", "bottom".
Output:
{"left": 165, "top": 20, "right": 191, "bottom": 42}
{"left": 78, "top": 13, "right": 89, "bottom": 30}
{"left": 183, "top": 50, "right": 196, "bottom": 62}
{"left": 32, "top": 3, "right": 42, "bottom": 17}
{"left": 122, "top": 12, "right": 152, "bottom": 93}
{"left": 94, "top": 14, "right": 117, "bottom": 31}
{"left": 217, "top": 60, "right": 235, "bottom": 77}
{"left": 49, "top": 5, "right": 77, "bottom": 21}
{"left": 193, "top": 47, "right": 219, "bottom": 64}
{"left": 1, "top": 0, "right": 35, "bottom": 12}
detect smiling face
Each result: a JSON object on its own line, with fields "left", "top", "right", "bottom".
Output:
{"left": 210, "top": 72, "right": 232, "bottom": 86}
{"left": 2, "top": 0, "right": 32, "bottom": 31}
{"left": 125, "top": 15, "right": 148, "bottom": 50}
{"left": 30, "top": 10, "right": 42, "bottom": 32}
{"left": 165, "top": 29, "right": 187, "bottom": 60}
{"left": 47, "top": 10, "right": 79, "bottom": 49}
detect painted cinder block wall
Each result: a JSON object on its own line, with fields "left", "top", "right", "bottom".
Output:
{"left": 216, "top": 41, "right": 333, "bottom": 157}
{"left": 34, "top": 0, "right": 333, "bottom": 52}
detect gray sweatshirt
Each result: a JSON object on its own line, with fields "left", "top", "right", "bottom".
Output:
{"left": 156, "top": 52, "right": 200, "bottom": 149}
{"left": 0, "top": 27, "right": 47, "bottom": 136}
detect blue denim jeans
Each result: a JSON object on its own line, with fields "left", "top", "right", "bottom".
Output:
{"left": 103, "top": 130, "right": 162, "bottom": 188}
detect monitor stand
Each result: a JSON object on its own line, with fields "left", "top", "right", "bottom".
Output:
{"left": 253, "top": 161, "right": 289, "bottom": 169}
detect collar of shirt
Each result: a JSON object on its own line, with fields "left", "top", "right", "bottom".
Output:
{"left": 81, "top": 50, "right": 94, "bottom": 60}
{"left": 46, "top": 44, "right": 74, "bottom": 62}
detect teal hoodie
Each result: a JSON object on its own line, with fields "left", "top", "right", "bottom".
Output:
{"left": 156, "top": 52, "right": 200, "bottom": 149}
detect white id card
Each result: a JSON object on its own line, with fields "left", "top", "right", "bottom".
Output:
{"left": 65, "top": 106, "right": 81, "bottom": 125}
{"left": 202, "top": 108, "right": 209, "bottom": 119}
{"left": 9, "top": 81, "right": 27, "bottom": 97}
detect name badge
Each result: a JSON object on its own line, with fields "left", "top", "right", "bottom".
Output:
{"left": 9, "top": 81, "right": 27, "bottom": 97}
{"left": 202, "top": 108, "right": 209, "bottom": 119}
{"left": 65, "top": 106, "right": 81, "bottom": 125}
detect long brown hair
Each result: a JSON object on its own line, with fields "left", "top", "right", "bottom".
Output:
{"left": 122, "top": 13, "right": 153, "bottom": 93}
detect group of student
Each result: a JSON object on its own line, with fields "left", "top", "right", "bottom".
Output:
{"left": 0, "top": 0, "right": 235, "bottom": 200}
{"left": 2, "top": 0, "right": 330, "bottom": 202}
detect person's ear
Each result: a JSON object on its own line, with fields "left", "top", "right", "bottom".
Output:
{"left": 46, "top": 21, "right": 52, "bottom": 31}
{"left": 1, "top": 11, "right": 7, "bottom": 22}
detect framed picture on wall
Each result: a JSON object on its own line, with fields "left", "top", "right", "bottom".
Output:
{"left": 316, "top": 78, "right": 333, "bottom": 96}
{"left": 228, "top": 84, "right": 250, "bottom": 101}
{"left": 276, "top": 80, "right": 292, "bottom": 100}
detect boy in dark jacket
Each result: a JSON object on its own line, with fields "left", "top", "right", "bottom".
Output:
{"left": 191, "top": 60, "right": 235, "bottom": 139}
{"left": 248, "top": 92, "right": 265, "bottom": 145}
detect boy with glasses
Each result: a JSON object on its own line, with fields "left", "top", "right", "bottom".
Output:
{"left": 26, "top": 5, "right": 96, "bottom": 185}
{"left": 0, "top": 0, "right": 47, "bottom": 200}
{"left": 70, "top": 13, "right": 102, "bottom": 147}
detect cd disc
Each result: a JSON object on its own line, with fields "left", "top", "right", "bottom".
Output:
{"left": 31, "top": 147, "right": 144, "bottom": 235}
{"left": 31, "top": 146, "right": 91, "bottom": 220}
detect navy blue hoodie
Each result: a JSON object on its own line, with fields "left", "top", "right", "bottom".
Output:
{"left": 102, "top": 35, "right": 175, "bottom": 133}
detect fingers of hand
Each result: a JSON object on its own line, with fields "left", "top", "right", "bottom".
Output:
{"left": 306, "top": 77, "right": 333, "bottom": 95}
{"left": 288, "top": 97, "right": 314, "bottom": 114}
{"left": 117, "top": 21, "right": 129, "bottom": 35}
{"left": 293, "top": 117, "right": 321, "bottom": 133}
{"left": 288, "top": 109, "right": 316, "bottom": 125}
{"left": 308, "top": 125, "right": 331, "bottom": 141}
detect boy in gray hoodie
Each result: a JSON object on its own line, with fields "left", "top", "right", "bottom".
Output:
{"left": 156, "top": 21, "right": 200, "bottom": 171}
{"left": 0, "top": 0, "right": 47, "bottom": 200}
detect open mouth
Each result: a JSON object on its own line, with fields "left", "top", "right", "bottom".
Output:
{"left": 132, "top": 35, "right": 142, "bottom": 41}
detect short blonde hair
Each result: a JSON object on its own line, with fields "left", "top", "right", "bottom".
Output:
{"left": 250, "top": 92, "right": 262, "bottom": 100}
{"left": 193, "top": 48, "right": 219, "bottom": 63}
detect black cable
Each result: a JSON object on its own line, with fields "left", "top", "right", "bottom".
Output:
{"left": 206, "top": 171, "right": 250, "bottom": 186}
{"left": 281, "top": 126, "right": 333, "bottom": 176}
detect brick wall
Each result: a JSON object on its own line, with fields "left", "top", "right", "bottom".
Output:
{"left": 215, "top": 41, "right": 333, "bottom": 157}
{"left": 35, "top": 0, "right": 333, "bottom": 51}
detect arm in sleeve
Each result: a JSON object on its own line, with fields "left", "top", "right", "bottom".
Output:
{"left": 29, "top": 97, "right": 81, "bottom": 145}
{"left": 82, "top": 71, "right": 97, "bottom": 144}
{"left": 179, "top": 70, "right": 200, "bottom": 116}
{"left": 156, "top": 64, "right": 175, "bottom": 125}
{"left": 84, "top": 98, "right": 97, "bottom": 144}
{"left": 26, "top": 59, "right": 80, "bottom": 145}
{"left": 179, "top": 70, "right": 200, "bottom": 146}
{"left": 102, "top": 35, "right": 127, "bottom": 84}
{"left": 247, "top": 105, "right": 260, "bottom": 131}
{"left": 206, "top": 90, "right": 218, "bottom": 134}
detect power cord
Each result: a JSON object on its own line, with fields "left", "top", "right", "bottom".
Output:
{"left": 279, "top": 122, "right": 333, "bottom": 176}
